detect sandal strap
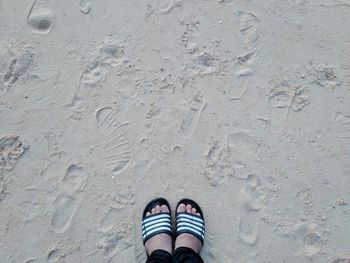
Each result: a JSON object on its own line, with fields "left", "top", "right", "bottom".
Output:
{"left": 176, "top": 212, "right": 205, "bottom": 243}
{"left": 142, "top": 213, "right": 172, "bottom": 244}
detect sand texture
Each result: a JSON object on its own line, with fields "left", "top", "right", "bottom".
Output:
{"left": 0, "top": 0, "right": 350, "bottom": 262}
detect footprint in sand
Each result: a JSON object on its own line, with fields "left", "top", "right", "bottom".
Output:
{"left": 23, "top": 259, "right": 39, "bottom": 263}
{"left": 78, "top": 0, "right": 91, "bottom": 14}
{"left": 0, "top": 136, "right": 28, "bottom": 202}
{"left": 80, "top": 61, "right": 109, "bottom": 87}
{"left": 0, "top": 135, "right": 28, "bottom": 171}
{"left": 27, "top": 0, "right": 54, "bottom": 34}
{"left": 295, "top": 223, "right": 329, "bottom": 259}
{"left": 97, "top": 188, "right": 135, "bottom": 231}
{"left": 266, "top": 64, "right": 338, "bottom": 132}
{"left": 237, "top": 11, "right": 260, "bottom": 52}
{"left": 180, "top": 95, "right": 206, "bottom": 139}
{"left": 51, "top": 164, "right": 87, "bottom": 233}
{"left": 97, "top": 220, "right": 133, "bottom": 260}
{"left": 158, "top": 0, "right": 182, "bottom": 14}
{"left": 116, "top": 78, "right": 138, "bottom": 99}
{"left": 331, "top": 256, "right": 350, "bottom": 263}
{"left": 80, "top": 39, "right": 125, "bottom": 87}
{"left": 335, "top": 112, "right": 350, "bottom": 154}
{"left": 238, "top": 174, "right": 266, "bottom": 245}
{"left": 46, "top": 243, "right": 80, "bottom": 262}
{"left": 158, "top": 0, "right": 173, "bottom": 12}
{"left": 227, "top": 129, "right": 259, "bottom": 155}
{"left": 267, "top": 83, "right": 309, "bottom": 132}
{"left": 96, "top": 107, "right": 132, "bottom": 176}
{"left": 235, "top": 11, "right": 263, "bottom": 75}
{"left": 96, "top": 192, "right": 135, "bottom": 262}
{"left": 203, "top": 142, "right": 251, "bottom": 186}
{"left": 203, "top": 130, "right": 259, "bottom": 186}
{"left": 306, "top": 63, "right": 340, "bottom": 90}
{"left": 267, "top": 88, "right": 290, "bottom": 132}
{"left": 186, "top": 51, "right": 219, "bottom": 77}
{"left": 0, "top": 45, "right": 33, "bottom": 96}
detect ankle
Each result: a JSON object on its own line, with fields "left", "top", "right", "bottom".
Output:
{"left": 145, "top": 233, "right": 173, "bottom": 255}
{"left": 175, "top": 233, "right": 202, "bottom": 253}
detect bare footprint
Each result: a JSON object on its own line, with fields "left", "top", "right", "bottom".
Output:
{"left": 52, "top": 193, "right": 80, "bottom": 233}
{"left": 238, "top": 174, "right": 265, "bottom": 245}
{"left": 267, "top": 88, "right": 290, "bottom": 132}
{"left": 51, "top": 164, "right": 87, "bottom": 233}
{"left": 0, "top": 45, "right": 33, "bottom": 96}
{"left": 180, "top": 95, "right": 206, "bottom": 139}
{"left": 27, "top": 0, "right": 54, "bottom": 34}
{"left": 335, "top": 112, "right": 350, "bottom": 154}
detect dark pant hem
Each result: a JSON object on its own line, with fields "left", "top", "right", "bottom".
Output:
{"left": 146, "top": 249, "right": 172, "bottom": 263}
{"left": 173, "top": 246, "right": 204, "bottom": 263}
{"left": 146, "top": 247, "right": 204, "bottom": 263}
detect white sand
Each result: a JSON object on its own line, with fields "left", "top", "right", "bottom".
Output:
{"left": 0, "top": 0, "right": 350, "bottom": 262}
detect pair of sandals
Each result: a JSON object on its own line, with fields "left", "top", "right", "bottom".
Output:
{"left": 142, "top": 198, "right": 205, "bottom": 255}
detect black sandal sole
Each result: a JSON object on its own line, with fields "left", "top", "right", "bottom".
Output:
{"left": 175, "top": 198, "right": 204, "bottom": 218}
{"left": 143, "top": 197, "right": 172, "bottom": 219}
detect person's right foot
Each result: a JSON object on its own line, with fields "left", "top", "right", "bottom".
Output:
{"left": 144, "top": 205, "right": 173, "bottom": 255}
{"left": 174, "top": 203, "right": 202, "bottom": 253}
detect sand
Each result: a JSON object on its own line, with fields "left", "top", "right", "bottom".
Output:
{"left": 0, "top": 0, "right": 350, "bottom": 262}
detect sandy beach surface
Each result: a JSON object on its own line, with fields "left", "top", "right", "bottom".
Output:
{"left": 1, "top": 0, "right": 350, "bottom": 262}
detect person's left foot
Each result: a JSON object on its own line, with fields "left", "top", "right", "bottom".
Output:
{"left": 144, "top": 205, "right": 173, "bottom": 255}
{"left": 174, "top": 203, "right": 202, "bottom": 253}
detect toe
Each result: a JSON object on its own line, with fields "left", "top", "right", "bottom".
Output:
{"left": 146, "top": 211, "right": 151, "bottom": 217}
{"left": 177, "top": 203, "right": 186, "bottom": 213}
{"left": 196, "top": 212, "right": 201, "bottom": 216}
{"left": 191, "top": 207, "right": 197, "bottom": 214}
{"left": 151, "top": 207, "right": 156, "bottom": 214}
{"left": 160, "top": 204, "right": 169, "bottom": 213}
{"left": 186, "top": 204, "right": 192, "bottom": 213}
{"left": 155, "top": 205, "right": 161, "bottom": 213}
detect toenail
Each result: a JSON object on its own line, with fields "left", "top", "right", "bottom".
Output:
{"left": 160, "top": 205, "right": 168, "bottom": 212}
{"left": 177, "top": 204, "right": 186, "bottom": 214}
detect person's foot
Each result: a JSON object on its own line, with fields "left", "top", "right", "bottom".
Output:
{"left": 174, "top": 203, "right": 202, "bottom": 253}
{"left": 144, "top": 205, "right": 173, "bottom": 255}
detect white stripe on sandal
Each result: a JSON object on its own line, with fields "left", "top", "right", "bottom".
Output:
{"left": 176, "top": 212, "right": 205, "bottom": 243}
{"left": 142, "top": 213, "right": 172, "bottom": 244}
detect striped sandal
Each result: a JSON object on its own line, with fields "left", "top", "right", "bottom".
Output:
{"left": 141, "top": 198, "right": 173, "bottom": 250}
{"left": 175, "top": 198, "right": 205, "bottom": 246}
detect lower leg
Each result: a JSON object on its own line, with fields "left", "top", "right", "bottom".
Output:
{"left": 173, "top": 203, "right": 204, "bottom": 263}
